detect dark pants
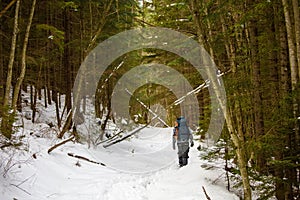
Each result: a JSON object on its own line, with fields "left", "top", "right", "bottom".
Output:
{"left": 177, "top": 142, "right": 189, "bottom": 167}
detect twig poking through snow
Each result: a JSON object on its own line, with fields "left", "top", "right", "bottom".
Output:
{"left": 67, "top": 153, "right": 106, "bottom": 166}
{"left": 10, "top": 183, "right": 31, "bottom": 196}
{"left": 202, "top": 186, "right": 212, "bottom": 200}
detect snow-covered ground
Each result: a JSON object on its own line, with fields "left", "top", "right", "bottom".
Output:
{"left": 0, "top": 122, "right": 239, "bottom": 200}
{"left": 0, "top": 91, "right": 239, "bottom": 200}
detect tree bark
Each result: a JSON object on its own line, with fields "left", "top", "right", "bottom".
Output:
{"left": 0, "top": 37, "right": 3, "bottom": 105}
{"left": 292, "top": 0, "right": 300, "bottom": 159}
{"left": 189, "top": 0, "right": 205, "bottom": 46}
{"left": 53, "top": 90, "right": 61, "bottom": 128}
{"left": 12, "top": 0, "right": 37, "bottom": 111}
{"left": 282, "top": 0, "right": 298, "bottom": 90}
{"left": 2, "top": 0, "right": 20, "bottom": 109}
{"left": 31, "top": 86, "right": 37, "bottom": 123}
{"left": 281, "top": 0, "right": 298, "bottom": 198}
{"left": 248, "top": 18, "right": 265, "bottom": 170}
{"left": 292, "top": 0, "right": 300, "bottom": 76}
{"left": 63, "top": 4, "right": 72, "bottom": 119}
{"left": 1, "top": 0, "right": 20, "bottom": 139}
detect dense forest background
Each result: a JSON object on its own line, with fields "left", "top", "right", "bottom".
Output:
{"left": 0, "top": 0, "right": 300, "bottom": 199}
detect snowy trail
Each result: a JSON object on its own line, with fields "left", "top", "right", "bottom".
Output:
{"left": 0, "top": 127, "right": 239, "bottom": 200}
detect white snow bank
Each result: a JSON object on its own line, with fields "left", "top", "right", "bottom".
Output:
{"left": 0, "top": 121, "right": 238, "bottom": 200}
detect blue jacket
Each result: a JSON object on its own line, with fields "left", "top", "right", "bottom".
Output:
{"left": 172, "top": 125, "right": 193, "bottom": 149}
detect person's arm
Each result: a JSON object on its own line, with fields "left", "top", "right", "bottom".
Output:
{"left": 172, "top": 135, "right": 176, "bottom": 150}
{"left": 189, "top": 129, "right": 194, "bottom": 147}
{"left": 172, "top": 127, "right": 178, "bottom": 150}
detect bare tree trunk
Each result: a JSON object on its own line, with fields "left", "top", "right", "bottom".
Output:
{"left": 46, "top": 67, "right": 52, "bottom": 106}
{"left": 278, "top": 15, "right": 289, "bottom": 94}
{"left": 1, "top": 0, "right": 20, "bottom": 139}
{"left": 43, "top": 61, "right": 48, "bottom": 108}
{"left": 248, "top": 19, "right": 265, "bottom": 171}
{"left": 31, "top": 86, "right": 37, "bottom": 123}
{"left": 223, "top": 103, "right": 252, "bottom": 200}
{"left": 63, "top": 4, "right": 72, "bottom": 123}
{"left": 2, "top": 0, "right": 20, "bottom": 109}
{"left": 43, "top": 84, "right": 47, "bottom": 108}
{"left": 80, "top": 1, "right": 86, "bottom": 114}
{"left": 282, "top": 0, "right": 298, "bottom": 90}
{"left": 53, "top": 90, "right": 61, "bottom": 128}
{"left": 203, "top": 4, "right": 214, "bottom": 60}
{"left": 273, "top": 4, "right": 289, "bottom": 198}
{"left": 189, "top": 0, "right": 205, "bottom": 46}
{"left": 0, "top": 37, "right": 3, "bottom": 105}
{"left": 292, "top": 0, "right": 300, "bottom": 75}
{"left": 220, "top": 14, "right": 245, "bottom": 195}
{"left": 227, "top": 114, "right": 252, "bottom": 200}
{"left": 12, "top": 0, "right": 36, "bottom": 111}
{"left": 292, "top": 0, "right": 300, "bottom": 158}
{"left": 282, "top": 0, "right": 298, "bottom": 198}
{"left": 57, "top": 4, "right": 73, "bottom": 138}
{"left": 100, "top": 81, "right": 112, "bottom": 140}
{"left": 50, "top": 2, "right": 59, "bottom": 127}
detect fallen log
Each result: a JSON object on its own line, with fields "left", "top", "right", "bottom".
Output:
{"left": 96, "top": 130, "right": 123, "bottom": 145}
{"left": 48, "top": 136, "right": 75, "bottom": 154}
{"left": 103, "top": 124, "right": 149, "bottom": 148}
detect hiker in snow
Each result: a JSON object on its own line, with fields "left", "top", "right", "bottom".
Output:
{"left": 172, "top": 116, "right": 194, "bottom": 167}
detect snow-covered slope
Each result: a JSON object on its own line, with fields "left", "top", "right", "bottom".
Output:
{"left": 0, "top": 120, "right": 239, "bottom": 200}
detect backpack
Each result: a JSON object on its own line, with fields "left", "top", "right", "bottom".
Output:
{"left": 176, "top": 116, "right": 190, "bottom": 142}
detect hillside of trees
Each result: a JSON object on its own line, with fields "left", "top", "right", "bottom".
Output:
{"left": 0, "top": 0, "right": 300, "bottom": 199}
